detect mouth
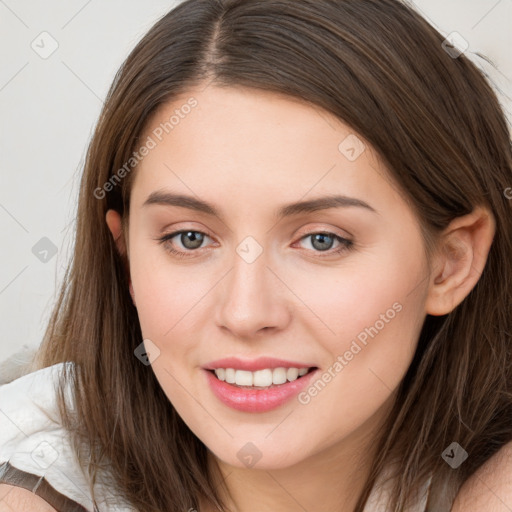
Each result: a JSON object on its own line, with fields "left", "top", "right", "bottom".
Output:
{"left": 203, "top": 364, "right": 320, "bottom": 413}
{"left": 207, "top": 366, "right": 318, "bottom": 389}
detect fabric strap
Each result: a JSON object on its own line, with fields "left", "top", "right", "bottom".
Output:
{"left": 0, "top": 460, "right": 93, "bottom": 512}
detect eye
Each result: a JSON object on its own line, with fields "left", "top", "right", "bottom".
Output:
{"left": 156, "top": 229, "right": 354, "bottom": 259}
{"left": 157, "top": 230, "right": 213, "bottom": 259}
{"left": 296, "top": 231, "right": 353, "bottom": 257}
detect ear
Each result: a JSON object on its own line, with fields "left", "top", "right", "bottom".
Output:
{"left": 425, "top": 205, "right": 495, "bottom": 316}
{"left": 106, "top": 209, "right": 135, "bottom": 304}
{"left": 106, "top": 209, "right": 126, "bottom": 255}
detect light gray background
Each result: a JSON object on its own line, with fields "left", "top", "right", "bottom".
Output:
{"left": 1, "top": 0, "right": 511, "bottom": 363}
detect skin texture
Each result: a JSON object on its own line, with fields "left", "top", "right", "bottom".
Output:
{"left": 106, "top": 85, "right": 496, "bottom": 512}
{"left": 0, "top": 484, "right": 57, "bottom": 511}
{"left": 451, "top": 440, "right": 512, "bottom": 512}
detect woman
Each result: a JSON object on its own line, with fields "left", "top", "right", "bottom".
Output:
{"left": 1, "top": 0, "right": 511, "bottom": 510}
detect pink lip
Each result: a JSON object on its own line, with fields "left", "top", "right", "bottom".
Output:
{"left": 204, "top": 367, "right": 319, "bottom": 413}
{"left": 202, "top": 356, "right": 317, "bottom": 372}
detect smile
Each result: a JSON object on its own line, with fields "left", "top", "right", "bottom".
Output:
{"left": 204, "top": 366, "right": 319, "bottom": 413}
{"left": 212, "top": 367, "right": 312, "bottom": 388}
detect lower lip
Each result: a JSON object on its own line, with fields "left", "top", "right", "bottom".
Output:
{"left": 204, "top": 368, "right": 318, "bottom": 413}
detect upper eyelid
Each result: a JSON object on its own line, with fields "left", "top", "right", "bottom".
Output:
{"left": 159, "top": 221, "right": 352, "bottom": 238}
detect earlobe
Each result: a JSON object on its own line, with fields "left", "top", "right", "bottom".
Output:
{"left": 105, "top": 209, "right": 126, "bottom": 256}
{"left": 129, "top": 281, "right": 136, "bottom": 306}
{"left": 425, "top": 205, "right": 495, "bottom": 316}
{"left": 106, "top": 209, "right": 135, "bottom": 306}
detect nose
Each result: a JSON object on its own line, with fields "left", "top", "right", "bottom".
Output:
{"left": 215, "top": 247, "right": 292, "bottom": 339}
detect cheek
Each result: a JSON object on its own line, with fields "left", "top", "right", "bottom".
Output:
{"left": 128, "top": 246, "right": 215, "bottom": 339}
{"left": 288, "top": 242, "right": 425, "bottom": 340}
{"left": 285, "top": 263, "right": 426, "bottom": 453}
{"left": 290, "top": 241, "right": 427, "bottom": 388}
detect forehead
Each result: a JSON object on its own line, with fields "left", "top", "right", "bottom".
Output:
{"left": 130, "top": 85, "right": 403, "bottom": 215}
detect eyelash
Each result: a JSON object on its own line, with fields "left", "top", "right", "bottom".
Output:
{"left": 156, "top": 229, "right": 354, "bottom": 259}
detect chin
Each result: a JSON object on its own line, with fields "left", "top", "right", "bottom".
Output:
{"left": 203, "top": 433, "right": 314, "bottom": 471}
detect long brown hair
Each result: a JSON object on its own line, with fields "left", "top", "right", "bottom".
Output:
{"left": 31, "top": 0, "right": 512, "bottom": 510}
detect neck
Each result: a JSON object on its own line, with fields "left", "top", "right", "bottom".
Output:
{"left": 202, "top": 393, "right": 395, "bottom": 512}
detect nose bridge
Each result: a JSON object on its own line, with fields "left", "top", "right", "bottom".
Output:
{"left": 215, "top": 235, "right": 290, "bottom": 336}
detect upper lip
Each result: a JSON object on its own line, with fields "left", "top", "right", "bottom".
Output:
{"left": 202, "top": 357, "right": 318, "bottom": 372}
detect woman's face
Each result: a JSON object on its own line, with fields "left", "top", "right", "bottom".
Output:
{"left": 122, "top": 85, "right": 431, "bottom": 469}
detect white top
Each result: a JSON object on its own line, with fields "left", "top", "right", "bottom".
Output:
{"left": 0, "top": 363, "right": 431, "bottom": 511}
{"left": 0, "top": 362, "right": 136, "bottom": 511}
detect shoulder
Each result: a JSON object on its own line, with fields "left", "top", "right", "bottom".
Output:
{"left": 0, "top": 363, "right": 94, "bottom": 511}
{"left": 0, "top": 483, "right": 58, "bottom": 511}
{"left": 0, "top": 364, "right": 137, "bottom": 512}
{"left": 451, "top": 440, "right": 512, "bottom": 511}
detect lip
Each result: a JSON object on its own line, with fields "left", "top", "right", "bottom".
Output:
{"left": 204, "top": 367, "right": 319, "bottom": 413}
{"left": 202, "top": 356, "right": 317, "bottom": 372}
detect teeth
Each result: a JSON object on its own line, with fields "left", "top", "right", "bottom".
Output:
{"left": 272, "top": 367, "right": 287, "bottom": 385}
{"left": 213, "top": 367, "right": 312, "bottom": 387}
{"left": 215, "top": 368, "right": 226, "bottom": 381}
{"left": 253, "top": 369, "right": 273, "bottom": 387}
{"left": 287, "top": 367, "right": 299, "bottom": 381}
{"left": 225, "top": 368, "right": 236, "bottom": 384}
{"left": 235, "top": 370, "right": 253, "bottom": 386}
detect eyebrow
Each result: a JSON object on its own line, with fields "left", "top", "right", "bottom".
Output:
{"left": 142, "top": 190, "right": 378, "bottom": 220}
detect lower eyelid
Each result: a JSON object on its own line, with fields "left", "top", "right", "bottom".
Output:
{"left": 158, "top": 230, "right": 352, "bottom": 255}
